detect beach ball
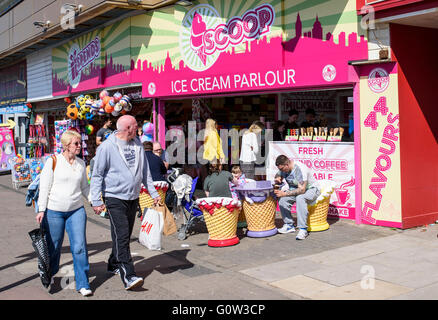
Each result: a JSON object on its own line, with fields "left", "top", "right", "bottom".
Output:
{"left": 113, "top": 92, "right": 122, "bottom": 102}
{"left": 119, "top": 99, "right": 127, "bottom": 109}
{"left": 102, "top": 96, "right": 111, "bottom": 106}
{"left": 85, "top": 124, "right": 94, "bottom": 135}
{"left": 99, "top": 90, "right": 109, "bottom": 100}
{"left": 86, "top": 112, "right": 95, "bottom": 121}
{"left": 120, "top": 109, "right": 127, "bottom": 115}
{"left": 85, "top": 99, "right": 93, "bottom": 109}
{"left": 124, "top": 102, "right": 132, "bottom": 112}
{"left": 84, "top": 95, "right": 92, "bottom": 101}
{"left": 76, "top": 95, "right": 86, "bottom": 106}
{"left": 66, "top": 104, "right": 78, "bottom": 120}
{"left": 90, "top": 102, "right": 99, "bottom": 112}
{"left": 114, "top": 102, "right": 122, "bottom": 113}
{"left": 108, "top": 97, "right": 116, "bottom": 107}
{"left": 77, "top": 112, "right": 86, "bottom": 120}
{"left": 111, "top": 110, "right": 120, "bottom": 117}
{"left": 98, "top": 108, "right": 106, "bottom": 116}
{"left": 104, "top": 104, "right": 114, "bottom": 113}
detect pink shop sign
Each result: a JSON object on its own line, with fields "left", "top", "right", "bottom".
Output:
{"left": 136, "top": 10, "right": 368, "bottom": 98}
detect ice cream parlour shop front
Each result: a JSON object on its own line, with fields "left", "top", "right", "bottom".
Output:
{"left": 66, "top": 0, "right": 403, "bottom": 228}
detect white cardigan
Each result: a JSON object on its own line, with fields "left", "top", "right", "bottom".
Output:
{"left": 239, "top": 132, "right": 259, "bottom": 163}
{"left": 38, "top": 154, "right": 90, "bottom": 213}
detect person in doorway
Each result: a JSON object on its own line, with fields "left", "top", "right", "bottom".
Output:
{"left": 96, "top": 117, "right": 113, "bottom": 146}
{"left": 239, "top": 121, "right": 264, "bottom": 180}
{"left": 284, "top": 109, "right": 300, "bottom": 131}
{"left": 203, "top": 118, "right": 225, "bottom": 165}
{"left": 274, "top": 155, "right": 320, "bottom": 240}
{"left": 300, "top": 107, "right": 320, "bottom": 128}
{"left": 143, "top": 141, "right": 167, "bottom": 182}
{"left": 36, "top": 130, "right": 92, "bottom": 297}
{"left": 90, "top": 115, "right": 161, "bottom": 290}
{"left": 273, "top": 120, "right": 286, "bottom": 141}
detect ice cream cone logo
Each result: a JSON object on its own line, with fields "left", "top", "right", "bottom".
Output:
{"left": 180, "top": 4, "right": 221, "bottom": 72}
{"left": 179, "top": 4, "right": 275, "bottom": 72}
{"left": 368, "top": 67, "right": 389, "bottom": 93}
{"left": 190, "top": 12, "right": 207, "bottom": 66}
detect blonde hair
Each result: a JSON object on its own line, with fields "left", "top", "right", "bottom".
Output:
{"left": 231, "top": 165, "right": 242, "bottom": 174}
{"left": 246, "top": 121, "right": 265, "bottom": 134}
{"left": 204, "top": 118, "right": 217, "bottom": 140}
{"left": 61, "top": 130, "right": 82, "bottom": 150}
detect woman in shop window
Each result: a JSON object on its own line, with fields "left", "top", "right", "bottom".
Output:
{"left": 239, "top": 121, "right": 265, "bottom": 180}
{"left": 35, "top": 130, "right": 92, "bottom": 297}
{"left": 202, "top": 118, "right": 225, "bottom": 165}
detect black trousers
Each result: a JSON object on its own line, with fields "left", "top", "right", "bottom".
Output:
{"left": 104, "top": 197, "right": 139, "bottom": 285}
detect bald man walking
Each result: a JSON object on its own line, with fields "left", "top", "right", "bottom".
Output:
{"left": 90, "top": 115, "right": 161, "bottom": 290}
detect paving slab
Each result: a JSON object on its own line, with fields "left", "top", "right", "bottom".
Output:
{"left": 269, "top": 275, "right": 336, "bottom": 299}
{"left": 309, "top": 280, "right": 413, "bottom": 300}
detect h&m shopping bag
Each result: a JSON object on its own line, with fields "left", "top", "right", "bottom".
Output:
{"left": 139, "top": 207, "right": 164, "bottom": 250}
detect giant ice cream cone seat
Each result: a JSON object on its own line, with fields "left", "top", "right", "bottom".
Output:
{"left": 196, "top": 197, "right": 241, "bottom": 247}
{"left": 235, "top": 181, "right": 278, "bottom": 238}
{"left": 139, "top": 181, "right": 169, "bottom": 215}
{"left": 307, "top": 180, "right": 335, "bottom": 232}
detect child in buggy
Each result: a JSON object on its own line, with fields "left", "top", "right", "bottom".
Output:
{"left": 166, "top": 167, "right": 204, "bottom": 240}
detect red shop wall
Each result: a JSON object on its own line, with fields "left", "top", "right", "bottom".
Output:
{"left": 390, "top": 23, "right": 438, "bottom": 228}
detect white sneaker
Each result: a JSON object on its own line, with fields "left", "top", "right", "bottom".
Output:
{"left": 125, "top": 276, "right": 144, "bottom": 290}
{"left": 277, "top": 224, "right": 296, "bottom": 234}
{"left": 296, "top": 229, "right": 309, "bottom": 240}
{"left": 79, "top": 288, "right": 93, "bottom": 297}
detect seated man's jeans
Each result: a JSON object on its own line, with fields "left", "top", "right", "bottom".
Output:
{"left": 278, "top": 188, "right": 320, "bottom": 229}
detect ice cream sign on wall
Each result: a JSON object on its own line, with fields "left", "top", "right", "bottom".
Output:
{"left": 68, "top": 36, "right": 101, "bottom": 88}
{"left": 179, "top": 3, "right": 275, "bottom": 72}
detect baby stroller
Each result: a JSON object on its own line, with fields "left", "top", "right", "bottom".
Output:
{"left": 167, "top": 168, "right": 204, "bottom": 240}
{"left": 177, "top": 176, "right": 204, "bottom": 240}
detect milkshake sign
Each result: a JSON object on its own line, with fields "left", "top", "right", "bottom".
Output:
{"left": 180, "top": 4, "right": 275, "bottom": 72}
{"left": 68, "top": 36, "right": 101, "bottom": 88}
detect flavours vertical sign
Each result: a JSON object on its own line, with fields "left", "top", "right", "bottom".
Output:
{"left": 360, "top": 63, "right": 402, "bottom": 227}
{"left": 68, "top": 36, "right": 101, "bottom": 88}
{"left": 179, "top": 3, "right": 275, "bottom": 72}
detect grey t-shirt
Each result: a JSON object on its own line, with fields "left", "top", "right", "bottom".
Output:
{"left": 278, "top": 162, "right": 319, "bottom": 191}
{"left": 203, "top": 171, "right": 233, "bottom": 198}
{"left": 116, "top": 138, "right": 137, "bottom": 175}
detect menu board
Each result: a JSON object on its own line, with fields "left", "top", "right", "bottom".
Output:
{"left": 0, "top": 128, "right": 16, "bottom": 172}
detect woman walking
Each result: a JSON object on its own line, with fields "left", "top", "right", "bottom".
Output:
{"left": 36, "top": 130, "right": 92, "bottom": 297}
{"left": 239, "top": 121, "right": 264, "bottom": 180}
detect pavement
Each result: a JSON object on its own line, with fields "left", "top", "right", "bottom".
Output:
{"left": 1, "top": 172, "right": 438, "bottom": 301}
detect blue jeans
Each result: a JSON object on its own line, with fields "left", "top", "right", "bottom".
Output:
{"left": 42, "top": 207, "right": 90, "bottom": 291}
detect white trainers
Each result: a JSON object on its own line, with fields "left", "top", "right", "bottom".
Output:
{"left": 125, "top": 276, "right": 144, "bottom": 290}
{"left": 296, "top": 229, "right": 309, "bottom": 240}
{"left": 79, "top": 288, "right": 93, "bottom": 297}
{"left": 277, "top": 224, "right": 296, "bottom": 234}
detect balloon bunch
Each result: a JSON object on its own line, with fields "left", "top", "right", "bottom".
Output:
{"left": 66, "top": 90, "right": 132, "bottom": 120}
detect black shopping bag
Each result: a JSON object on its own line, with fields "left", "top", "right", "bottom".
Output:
{"left": 28, "top": 226, "right": 51, "bottom": 288}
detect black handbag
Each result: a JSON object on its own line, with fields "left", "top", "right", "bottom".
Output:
{"left": 28, "top": 225, "right": 51, "bottom": 288}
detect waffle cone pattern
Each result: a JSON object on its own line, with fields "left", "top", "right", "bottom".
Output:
{"left": 307, "top": 196, "right": 331, "bottom": 232}
{"left": 139, "top": 189, "right": 166, "bottom": 213}
{"left": 243, "top": 197, "right": 276, "bottom": 231}
{"left": 202, "top": 207, "right": 239, "bottom": 240}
